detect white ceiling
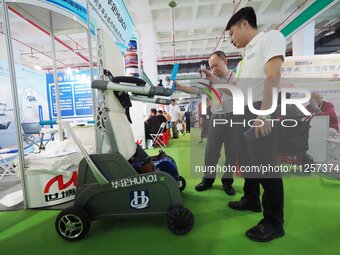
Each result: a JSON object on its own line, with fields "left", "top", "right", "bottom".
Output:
{"left": 0, "top": 1, "right": 338, "bottom": 71}
{"left": 0, "top": 3, "right": 96, "bottom": 72}
{"left": 124, "top": 0, "right": 340, "bottom": 63}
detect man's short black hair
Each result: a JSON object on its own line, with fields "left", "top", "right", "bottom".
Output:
{"left": 226, "top": 7, "right": 257, "bottom": 30}
{"left": 150, "top": 108, "right": 157, "bottom": 115}
{"left": 171, "top": 99, "right": 176, "bottom": 103}
{"left": 158, "top": 110, "right": 163, "bottom": 114}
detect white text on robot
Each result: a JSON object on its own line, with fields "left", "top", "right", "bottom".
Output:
{"left": 111, "top": 175, "right": 158, "bottom": 189}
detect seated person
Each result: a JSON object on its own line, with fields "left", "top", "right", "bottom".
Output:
{"left": 307, "top": 92, "right": 339, "bottom": 132}
{"left": 144, "top": 108, "right": 160, "bottom": 140}
{"left": 156, "top": 110, "right": 168, "bottom": 131}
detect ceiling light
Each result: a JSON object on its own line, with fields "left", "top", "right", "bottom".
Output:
{"left": 66, "top": 67, "right": 72, "bottom": 75}
{"left": 324, "top": 30, "right": 335, "bottom": 37}
{"left": 34, "top": 64, "right": 41, "bottom": 70}
{"left": 29, "top": 55, "right": 39, "bottom": 60}
{"left": 29, "top": 48, "right": 39, "bottom": 60}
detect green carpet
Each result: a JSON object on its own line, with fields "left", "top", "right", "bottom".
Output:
{"left": 1, "top": 128, "right": 340, "bottom": 255}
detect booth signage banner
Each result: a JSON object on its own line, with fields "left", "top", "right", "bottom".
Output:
{"left": 281, "top": 55, "right": 340, "bottom": 116}
{"left": 47, "top": 0, "right": 134, "bottom": 51}
{"left": 282, "top": 55, "right": 340, "bottom": 79}
{"left": 46, "top": 70, "right": 96, "bottom": 121}
{"left": 26, "top": 170, "right": 78, "bottom": 208}
{"left": 45, "top": 0, "right": 96, "bottom": 33}
{"left": 88, "top": 0, "right": 134, "bottom": 52}
{"left": 48, "top": 0, "right": 87, "bottom": 21}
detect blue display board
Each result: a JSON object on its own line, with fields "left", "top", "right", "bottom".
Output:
{"left": 46, "top": 70, "right": 96, "bottom": 120}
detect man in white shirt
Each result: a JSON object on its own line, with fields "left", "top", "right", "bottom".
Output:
{"left": 170, "top": 99, "right": 181, "bottom": 139}
{"left": 224, "top": 7, "right": 286, "bottom": 242}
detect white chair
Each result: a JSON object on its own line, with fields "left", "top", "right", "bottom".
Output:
{"left": 150, "top": 122, "right": 167, "bottom": 150}
{"left": 0, "top": 149, "right": 17, "bottom": 181}
{"left": 22, "top": 123, "right": 55, "bottom": 152}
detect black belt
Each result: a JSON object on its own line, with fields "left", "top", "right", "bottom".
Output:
{"left": 212, "top": 112, "right": 232, "bottom": 118}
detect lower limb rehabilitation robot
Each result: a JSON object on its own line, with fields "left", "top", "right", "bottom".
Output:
{"left": 54, "top": 73, "right": 194, "bottom": 241}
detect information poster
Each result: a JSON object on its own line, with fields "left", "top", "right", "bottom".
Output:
{"left": 46, "top": 70, "right": 96, "bottom": 121}
{"left": 0, "top": 59, "right": 48, "bottom": 147}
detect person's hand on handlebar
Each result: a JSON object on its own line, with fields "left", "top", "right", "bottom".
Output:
{"left": 199, "top": 69, "right": 214, "bottom": 79}
{"left": 174, "top": 80, "right": 182, "bottom": 91}
{"left": 200, "top": 68, "right": 220, "bottom": 84}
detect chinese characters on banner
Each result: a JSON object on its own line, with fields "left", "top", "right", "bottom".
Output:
{"left": 281, "top": 55, "right": 340, "bottom": 116}
{"left": 89, "top": 0, "right": 134, "bottom": 52}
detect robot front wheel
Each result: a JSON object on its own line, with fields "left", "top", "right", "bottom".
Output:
{"left": 55, "top": 206, "right": 91, "bottom": 242}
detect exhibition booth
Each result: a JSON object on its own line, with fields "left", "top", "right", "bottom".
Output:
{"left": 0, "top": 0, "right": 147, "bottom": 210}
{"left": 0, "top": 0, "right": 340, "bottom": 253}
{"left": 1, "top": 0, "right": 340, "bottom": 210}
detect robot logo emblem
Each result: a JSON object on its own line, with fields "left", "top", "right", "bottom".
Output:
{"left": 130, "top": 190, "right": 150, "bottom": 209}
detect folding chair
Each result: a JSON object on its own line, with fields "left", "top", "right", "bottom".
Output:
{"left": 150, "top": 122, "right": 167, "bottom": 149}
{"left": 0, "top": 149, "right": 17, "bottom": 181}
{"left": 21, "top": 123, "right": 55, "bottom": 152}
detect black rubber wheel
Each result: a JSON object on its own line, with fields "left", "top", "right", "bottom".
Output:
{"left": 55, "top": 206, "right": 91, "bottom": 241}
{"left": 178, "top": 176, "right": 186, "bottom": 192}
{"left": 167, "top": 206, "right": 194, "bottom": 235}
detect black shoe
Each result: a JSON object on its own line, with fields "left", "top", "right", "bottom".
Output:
{"left": 195, "top": 181, "right": 213, "bottom": 191}
{"left": 223, "top": 184, "right": 235, "bottom": 196}
{"left": 246, "top": 221, "right": 284, "bottom": 242}
{"left": 228, "top": 198, "right": 262, "bottom": 212}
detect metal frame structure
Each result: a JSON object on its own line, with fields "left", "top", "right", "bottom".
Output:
{"left": 0, "top": 0, "right": 97, "bottom": 208}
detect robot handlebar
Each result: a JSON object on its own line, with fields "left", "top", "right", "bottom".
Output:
{"left": 92, "top": 78, "right": 173, "bottom": 97}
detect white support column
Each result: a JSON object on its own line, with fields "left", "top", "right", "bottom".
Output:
{"left": 49, "top": 11, "right": 63, "bottom": 142}
{"left": 139, "top": 23, "right": 158, "bottom": 86}
{"left": 292, "top": 21, "right": 315, "bottom": 56}
{"left": 1, "top": 1, "right": 28, "bottom": 208}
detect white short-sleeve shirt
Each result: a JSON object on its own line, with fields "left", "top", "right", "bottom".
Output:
{"left": 236, "top": 30, "right": 286, "bottom": 103}
{"left": 170, "top": 104, "right": 181, "bottom": 122}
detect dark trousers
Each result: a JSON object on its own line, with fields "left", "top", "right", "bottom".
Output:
{"left": 185, "top": 120, "right": 190, "bottom": 133}
{"left": 171, "top": 121, "right": 179, "bottom": 138}
{"left": 203, "top": 113, "right": 235, "bottom": 186}
{"left": 235, "top": 102, "right": 284, "bottom": 227}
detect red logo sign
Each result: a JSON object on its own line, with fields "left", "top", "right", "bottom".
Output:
{"left": 44, "top": 171, "right": 78, "bottom": 194}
